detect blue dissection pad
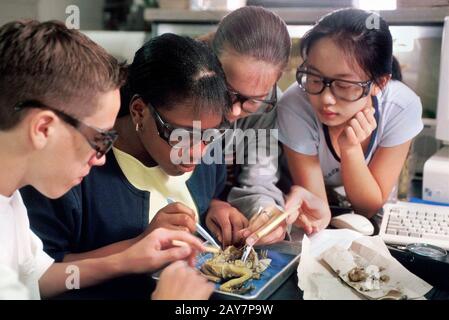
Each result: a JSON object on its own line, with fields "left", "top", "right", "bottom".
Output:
{"left": 197, "top": 249, "right": 296, "bottom": 297}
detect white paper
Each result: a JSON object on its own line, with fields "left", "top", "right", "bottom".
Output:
{"left": 297, "top": 229, "right": 433, "bottom": 300}
{"left": 298, "top": 234, "right": 363, "bottom": 300}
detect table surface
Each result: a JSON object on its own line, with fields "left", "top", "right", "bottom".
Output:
{"left": 268, "top": 272, "right": 302, "bottom": 300}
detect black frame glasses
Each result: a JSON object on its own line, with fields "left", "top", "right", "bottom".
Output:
{"left": 228, "top": 83, "right": 278, "bottom": 114}
{"left": 296, "top": 63, "right": 373, "bottom": 102}
{"left": 14, "top": 100, "right": 118, "bottom": 159}
{"left": 136, "top": 96, "right": 231, "bottom": 149}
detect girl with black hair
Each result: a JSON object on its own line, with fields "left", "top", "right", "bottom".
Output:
{"left": 278, "top": 8, "right": 423, "bottom": 220}
{"left": 22, "top": 33, "right": 230, "bottom": 299}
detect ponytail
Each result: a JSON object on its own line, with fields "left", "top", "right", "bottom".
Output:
{"left": 391, "top": 56, "right": 403, "bottom": 81}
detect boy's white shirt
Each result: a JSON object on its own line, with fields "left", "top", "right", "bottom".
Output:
{"left": 0, "top": 190, "right": 54, "bottom": 300}
{"left": 0, "top": 265, "right": 29, "bottom": 299}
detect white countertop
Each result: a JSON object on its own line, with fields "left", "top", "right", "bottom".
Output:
{"left": 144, "top": 7, "right": 449, "bottom": 25}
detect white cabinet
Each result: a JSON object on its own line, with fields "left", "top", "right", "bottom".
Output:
{"left": 0, "top": 0, "right": 103, "bottom": 30}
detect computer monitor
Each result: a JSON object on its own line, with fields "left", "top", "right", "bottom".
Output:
{"left": 422, "top": 16, "right": 449, "bottom": 204}
{"left": 436, "top": 17, "right": 449, "bottom": 144}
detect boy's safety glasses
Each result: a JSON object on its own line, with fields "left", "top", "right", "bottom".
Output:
{"left": 14, "top": 100, "right": 118, "bottom": 159}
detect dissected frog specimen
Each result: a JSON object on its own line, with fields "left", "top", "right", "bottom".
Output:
{"left": 200, "top": 246, "right": 271, "bottom": 294}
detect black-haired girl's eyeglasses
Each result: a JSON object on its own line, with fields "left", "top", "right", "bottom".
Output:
{"left": 296, "top": 64, "right": 372, "bottom": 102}
{"left": 142, "top": 98, "right": 231, "bottom": 149}
{"left": 14, "top": 100, "right": 118, "bottom": 159}
{"left": 228, "top": 83, "right": 278, "bottom": 114}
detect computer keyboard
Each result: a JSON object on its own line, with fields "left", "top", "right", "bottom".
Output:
{"left": 380, "top": 201, "right": 449, "bottom": 250}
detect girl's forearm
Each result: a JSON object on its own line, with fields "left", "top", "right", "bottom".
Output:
{"left": 340, "top": 146, "right": 384, "bottom": 217}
